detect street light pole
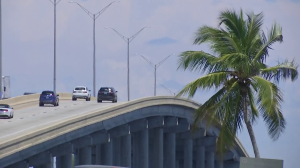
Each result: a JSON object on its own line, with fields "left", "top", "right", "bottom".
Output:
{"left": 69, "top": 1, "right": 118, "bottom": 97}
{"left": 158, "top": 83, "right": 176, "bottom": 96}
{"left": 48, "top": 0, "right": 61, "bottom": 94}
{"left": 138, "top": 54, "right": 173, "bottom": 96}
{"left": 106, "top": 26, "right": 150, "bottom": 101}
{"left": 0, "top": 0, "right": 2, "bottom": 100}
{"left": 93, "top": 14, "right": 96, "bottom": 97}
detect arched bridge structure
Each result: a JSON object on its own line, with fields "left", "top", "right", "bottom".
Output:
{"left": 0, "top": 96, "right": 248, "bottom": 168}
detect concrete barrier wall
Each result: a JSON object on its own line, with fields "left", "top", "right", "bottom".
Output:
{"left": 0, "top": 93, "right": 96, "bottom": 106}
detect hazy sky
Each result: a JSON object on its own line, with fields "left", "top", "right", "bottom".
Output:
{"left": 1, "top": 0, "right": 300, "bottom": 167}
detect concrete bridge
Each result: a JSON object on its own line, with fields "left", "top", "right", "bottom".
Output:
{"left": 0, "top": 94, "right": 248, "bottom": 168}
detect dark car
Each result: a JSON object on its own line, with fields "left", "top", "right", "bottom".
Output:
{"left": 97, "top": 87, "right": 118, "bottom": 103}
{"left": 39, "top": 91, "right": 59, "bottom": 106}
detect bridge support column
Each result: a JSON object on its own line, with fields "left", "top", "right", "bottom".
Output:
{"left": 34, "top": 159, "right": 53, "bottom": 168}
{"left": 152, "top": 128, "right": 163, "bottom": 168}
{"left": 56, "top": 154, "right": 73, "bottom": 168}
{"left": 176, "top": 160, "right": 180, "bottom": 168}
{"left": 35, "top": 164, "right": 53, "bottom": 168}
{"left": 164, "top": 132, "right": 176, "bottom": 168}
{"left": 6, "top": 161, "right": 29, "bottom": 168}
{"left": 104, "top": 141, "right": 113, "bottom": 165}
{"left": 206, "top": 151, "right": 215, "bottom": 168}
{"left": 184, "top": 139, "right": 193, "bottom": 168}
{"left": 79, "top": 146, "right": 92, "bottom": 165}
{"left": 74, "top": 149, "right": 80, "bottom": 166}
{"left": 140, "top": 129, "right": 149, "bottom": 168}
{"left": 216, "top": 160, "right": 224, "bottom": 168}
{"left": 132, "top": 132, "right": 139, "bottom": 168}
{"left": 121, "top": 134, "right": 131, "bottom": 167}
{"left": 196, "top": 142, "right": 205, "bottom": 168}
{"left": 95, "top": 144, "right": 102, "bottom": 164}
{"left": 113, "top": 137, "right": 121, "bottom": 166}
{"left": 28, "top": 152, "right": 53, "bottom": 168}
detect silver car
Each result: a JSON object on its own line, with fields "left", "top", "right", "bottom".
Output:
{"left": 0, "top": 104, "right": 14, "bottom": 119}
{"left": 72, "top": 86, "right": 91, "bottom": 101}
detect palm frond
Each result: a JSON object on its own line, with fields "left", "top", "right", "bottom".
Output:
{"left": 219, "top": 9, "right": 247, "bottom": 46}
{"left": 247, "top": 86, "right": 259, "bottom": 124}
{"left": 216, "top": 113, "right": 237, "bottom": 161}
{"left": 192, "top": 87, "right": 227, "bottom": 130}
{"left": 193, "top": 26, "right": 220, "bottom": 45}
{"left": 217, "top": 53, "right": 250, "bottom": 72}
{"left": 261, "top": 59, "right": 298, "bottom": 83}
{"left": 246, "top": 11, "right": 263, "bottom": 45}
{"left": 252, "top": 23, "right": 283, "bottom": 63}
{"left": 177, "top": 51, "right": 226, "bottom": 73}
{"left": 252, "top": 76, "right": 286, "bottom": 140}
{"left": 176, "top": 72, "right": 230, "bottom": 98}
{"left": 194, "top": 79, "right": 240, "bottom": 127}
{"left": 245, "top": 12, "right": 264, "bottom": 59}
{"left": 195, "top": 26, "right": 242, "bottom": 55}
{"left": 194, "top": 81, "right": 243, "bottom": 160}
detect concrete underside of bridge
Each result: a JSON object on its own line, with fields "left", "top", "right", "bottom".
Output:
{"left": 0, "top": 97, "right": 248, "bottom": 168}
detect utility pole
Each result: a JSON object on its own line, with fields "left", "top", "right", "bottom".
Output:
{"left": 70, "top": 1, "right": 118, "bottom": 97}
{"left": 48, "top": 0, "right": 62, "bottom": 94}
{"left": 138, "top": 54, "right": 173, "bottom": 96}
{"left": 159, "top": 83, "right": 176, "bottom": 96}
{"left": 106, "top": 26, "right": 151, "bottom": 101}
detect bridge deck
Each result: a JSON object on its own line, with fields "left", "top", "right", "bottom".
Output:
{"left": 0, "top": 100, "right": 122, "bottom": 143}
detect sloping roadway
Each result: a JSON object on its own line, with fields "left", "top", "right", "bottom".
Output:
{"left": 0, "top": 100, "right": 123, "bottom": 144}
{"left": 0, "top": 96, "right": 248, "bottom": 167}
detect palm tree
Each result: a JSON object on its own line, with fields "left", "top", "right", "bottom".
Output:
{"left": 176, "top": 9, "right": 298, "bottom": 158}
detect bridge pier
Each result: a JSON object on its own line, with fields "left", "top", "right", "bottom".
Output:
{"left": 184, "top": 139, "right": 193, "bottom": 168}
{"left": 151, "top": 127, "right": 163, "bottom": 168}
{"left": 196, "top": 143, "right": 205, "bottom": 168}
{"left": 5, "top": 161, "right": 29, "bottom": 168}
{"left": 56, "top": 154, "right": 72, "bottom": 168}
{"left": 27, "top": 151, "right": 53, "bottom": 168}
{"left": 121, "top": 134, "right": 131, "bottom": 167}
{"left": 95, "top": 144, "right": 102, "bottom": 164}
{"left": 140, "top": 128, "right": 149, "bottom": 168}
{"left": 164, "top": 132, "right": 176, "bottom": 168}
{"left": 103, "top": 140, "right": 113, "bottom": 165}
{"left": 206, "top": 151, "right": 215, "bottom": 168}
{"left": 216, "top": 160, "right": 224, "bottom": 168}
{"left": 78, "top": 146, "right": 92, "bottom": 164}
{"left": 113, "top": 137, "right": 121, "bottom": 166}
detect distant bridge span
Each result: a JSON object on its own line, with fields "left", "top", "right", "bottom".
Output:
{"left": 0, "top": 96, "right": 248, "bottom": 168}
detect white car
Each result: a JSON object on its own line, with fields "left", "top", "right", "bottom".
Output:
{"left": 72, "top": 86, "right": 91, "bottom": 101}
{"left": 0, "top": 104, "right": 14, "bottom": 119}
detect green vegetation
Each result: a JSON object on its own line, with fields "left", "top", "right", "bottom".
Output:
{"left": 176, "top": 9, "right": 298, "bottom": 158}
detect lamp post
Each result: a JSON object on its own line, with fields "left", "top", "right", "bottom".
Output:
{"left": 69, "top": 1, "right": 118, "bottom": 97}
{"left": 106, "top": 26, "right": 150, "bottom": 101}
{"left": 48, "top": 0, "right": 62, "bottom": 94}
{"left": 158, "top": 83, "right": 176, "bottom": 96}
{"left": 0, "top": 0, "right": 2, "bottom": 99}
{"left": 138, "top": 54, "right": 173, "bottom": 96}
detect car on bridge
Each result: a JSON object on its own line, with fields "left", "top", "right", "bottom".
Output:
{"left": 97, "top": 87, "right": 118, "bottom": 103}
{"left": 72, "top": 86, "right": 91, "bottom": 101}
{"left": 0, "top": 104, "right": 14, "bottom": 119}
{"left": 39, "top": 91, "right": 59, "bottom": 106}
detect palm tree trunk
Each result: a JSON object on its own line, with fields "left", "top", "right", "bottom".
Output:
{"left": 243, "top": 95, "right": 260, "bottom": 158}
